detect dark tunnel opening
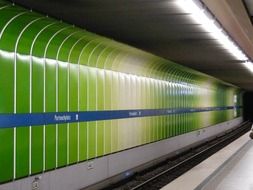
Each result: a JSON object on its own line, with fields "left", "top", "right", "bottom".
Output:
{"left": 243, "top": 91, "right": 253, "bottom": 122}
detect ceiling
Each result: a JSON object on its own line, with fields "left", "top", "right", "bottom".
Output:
{"left": 10, "top": 0, "right": 253, "bottom": 91}
{"left": 245, "top": 0, "right": 253, "bottom": 22}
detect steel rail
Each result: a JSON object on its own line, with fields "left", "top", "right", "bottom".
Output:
{"left": 130, "top": 121, "right": 250, "bottom": 190}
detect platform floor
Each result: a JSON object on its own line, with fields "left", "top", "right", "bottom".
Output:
{"left": 161, "top": 132, "right": 251, "bottom": 190}
{"left": 202, "top": 139, "right": 253, "bottom": 190}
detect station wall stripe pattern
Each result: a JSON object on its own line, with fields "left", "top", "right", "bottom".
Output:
{"left": 0, "top": 0, "right": 242, "bottom": 183}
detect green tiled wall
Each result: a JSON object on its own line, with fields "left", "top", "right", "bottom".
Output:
{"left": 0, "top": 0, "right": 242, "bottom": 183}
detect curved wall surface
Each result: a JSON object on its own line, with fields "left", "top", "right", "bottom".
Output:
{"left": 0, "top": 0, "right": 242, "bottom": 183}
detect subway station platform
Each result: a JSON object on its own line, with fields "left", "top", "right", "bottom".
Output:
{"left": 161, "top": 131, "right": 252, "bottom": 190}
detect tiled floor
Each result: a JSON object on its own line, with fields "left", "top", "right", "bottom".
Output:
{"left": 161, "top": 132, "right": 250, "bottom": 190}
{"left": 203, "top": 140, "right": 253, "bottom": 190}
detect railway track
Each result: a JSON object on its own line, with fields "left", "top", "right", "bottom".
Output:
{"left": 103, "top": 121, "right": 251, "bottom": 190}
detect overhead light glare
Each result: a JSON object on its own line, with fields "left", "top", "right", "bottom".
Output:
{"left": 175, "top": 0, "right": 248, "bottom": 61}
{"left": 242, "top": 61, "right": 253, "bottom": 73}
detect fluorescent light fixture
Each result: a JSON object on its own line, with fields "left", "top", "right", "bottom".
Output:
{"left": 242, "top": 61, "right": 253, "bottom": 73}
{"left": 175, "top": 0, "right": 253, "bottom": 72}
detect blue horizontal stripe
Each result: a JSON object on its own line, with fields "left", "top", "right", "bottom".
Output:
{"left": 0, "top": 106, "right": 242, "bottom": 128}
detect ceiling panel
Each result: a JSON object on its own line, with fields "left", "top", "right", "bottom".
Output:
{"left": 244, "top": 0, "right": 253, "bottom": 17}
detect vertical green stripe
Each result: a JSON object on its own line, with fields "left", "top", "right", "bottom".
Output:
{"left": 0, "top": 55, "right": 14, "bottom": 182}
